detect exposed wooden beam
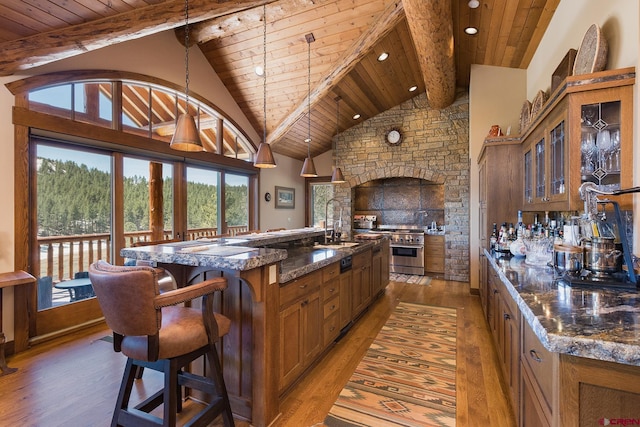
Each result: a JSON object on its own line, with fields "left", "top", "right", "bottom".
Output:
{"left": 185, "top": 0, "right": 332, "bottom": 45}
{"left": 267, "top": 0, "right": 405, "bottom": 147}
{"left": 403, "top": 0, "right": 456, "bottom": 109}
{"left": 0, "top": 0, "right": 278, "bottom": 77}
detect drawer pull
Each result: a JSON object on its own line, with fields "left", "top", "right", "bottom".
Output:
{"left": 330, "top": 304, "right": 336, "bottom": 310}
{"left": 301, "top": 299, "right": 309, "bottom": 307}
{"left": 493, "top": 289, "right": 499, "bottom": 294}
{"left": 298, "top": 284, "right": 308, "bottom": 289}
{"left": 529, "top": 349, "right": 542, "bottom": 363}
{"left": 329, "top": 288, "right": 336, "bottom": 293}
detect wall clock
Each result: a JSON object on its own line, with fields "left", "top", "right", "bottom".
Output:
{"left": 385, "top": 128, "right": 402, "bottom": 146}
{"left": 264, "top": 192, "right": 271, "bottom": 202}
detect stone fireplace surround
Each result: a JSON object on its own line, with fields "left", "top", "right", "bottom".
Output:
{"left": 329, "top": 91, "right": 470, "bottom": 282}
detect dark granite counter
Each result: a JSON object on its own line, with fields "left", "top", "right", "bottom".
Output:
{"left": 279, "top": 241, "right": 380, "bottom": 283}
{"left": 484, "top": 249, "right": 640, "bottom": 366}
{"left": 120, "top": 227, "right": 383, "bottom": 283}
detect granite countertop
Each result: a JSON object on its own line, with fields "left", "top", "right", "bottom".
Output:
{"left": 279, "top": 240, "right": 380, "bottom": 283}
{"left": 484, "top": 249, "right": 640, "bottom": 366}
{"left": 120, "top": 227, "right": 383, "bottom": 281}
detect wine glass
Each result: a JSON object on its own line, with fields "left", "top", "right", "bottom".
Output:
{"left": 596, "top": 130, "right": 611, "bottom": 171}
{"left": 611, "top": 129, "right": 621, "bottom": 171}
{"left": 580, "top": 132, "right": 596, "bottom": 175}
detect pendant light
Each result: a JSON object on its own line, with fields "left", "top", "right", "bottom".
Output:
{"left": 254, "top": 3, "right": 277, "bottom": 168}
{"left": 331, "top": 97, "right": 346, "bottom": 183}
{"left": 300, "top": 33, "right": 318, "bottom": 177}
{"left": 170, "top": 0, "right": 204, "bottom": 152}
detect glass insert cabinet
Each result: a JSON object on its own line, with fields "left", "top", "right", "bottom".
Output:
{"left": 522, "top": 68, "right": 634, "bottom": 211}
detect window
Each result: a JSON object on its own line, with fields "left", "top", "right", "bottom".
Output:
{"left": 15, "top": 71, "right": 260, "bottom": 334}
{"left": 187, "top": 166, "right": 221, "bottom": 238}
{"left": 123, "top": 157, "right": 174, "bottom": 246}
{"left": 36, "top": 141, "right": 112, "bottom": 308}
{"left": 27, "top": 77, "right": 255, "bottom": 161}
{"left": 225, "top": 173, "right": 250, "bottom": 234}
{"left": 308, "top": 181, "right": 334, "bottom": 227}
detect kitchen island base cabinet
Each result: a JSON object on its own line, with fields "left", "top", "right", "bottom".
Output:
{"left": 352, "top": 249, "right": 372, "bottom": 317}
{"left": 279, "top": 271, "right": 322, "bottom": 392}
{"left": 559, "top": 354, "right": 640, "bottom": 427}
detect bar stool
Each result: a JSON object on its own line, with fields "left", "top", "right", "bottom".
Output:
{"left": 89, "top": 260, "right": 235, "bottom": 427}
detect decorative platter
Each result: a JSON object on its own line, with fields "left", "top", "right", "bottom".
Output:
{"left": 530, "top": 90, "right": 548, "bottom": 122}
{"left": 573, "top": 24, "right": 608, "bottom": 75}
{"left": 520, "top": 100, "right": 531, "bottom": 134}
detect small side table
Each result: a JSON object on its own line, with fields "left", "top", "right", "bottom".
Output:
{"left": 0, "top": 270, "right": 36, "bottom": 376}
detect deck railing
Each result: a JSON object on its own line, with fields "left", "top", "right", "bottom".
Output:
{"left": 37, "top": 225, "right": 249, "bottom": 283}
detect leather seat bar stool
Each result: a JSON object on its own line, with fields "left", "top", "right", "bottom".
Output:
{"left": 89, "top": 260, "right": 235, "bottom": 427}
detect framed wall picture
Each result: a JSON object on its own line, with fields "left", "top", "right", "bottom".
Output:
{"left": 275, "top": 186, "right": 295, "bottom": 209}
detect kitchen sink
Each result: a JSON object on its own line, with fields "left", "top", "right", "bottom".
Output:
{"left": 314, "top": 242, "right": 360, "bottom": 249}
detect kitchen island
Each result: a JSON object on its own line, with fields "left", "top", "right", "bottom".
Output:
{"left": 121, "top": 228, "right": 388, "bottom": 427}
{"left": 482, "top": 249, "right": 640, "bottom": 426}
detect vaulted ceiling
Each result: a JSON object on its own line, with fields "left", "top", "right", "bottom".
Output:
{"left": 0, "top": 0, "right": 559, "bottom": 161}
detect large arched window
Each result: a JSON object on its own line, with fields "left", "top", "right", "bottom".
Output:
{"left": 25, "top": 74, "right": 255, "bottom": 160}
{"left": 8, "top": 71, "right": 259, "bottom": 338}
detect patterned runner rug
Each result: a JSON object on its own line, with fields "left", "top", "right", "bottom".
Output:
{"left": 389, "top": 273, "right": 432, "bottom": 285}
{"left": 323, "top": 302, "right": 457, "bottom": 427}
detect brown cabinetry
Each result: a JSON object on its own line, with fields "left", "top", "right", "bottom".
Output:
{"left": 424, "top": 234, "right": 445, "bottom": 274}
{"left": 351, "top": 249, "right": 372, "bottom": 317}
{"left": 478, "top": 139, "right": 522, "bottom": 250}
{"left": 520, "top": 316, "right": 558, "bottom": 426}
{"left": 485, "top": 265, "right": 520, "bottom": 420}
{"left": 322, "top": 263, "right": 341, "bottom": 347}
{"left": 278, "top": 270, "right": 322, "bottom": 391}
{"left": 521, "top": 68, "right": 635, "bottom": 211}
{"left": 371, "top": 240, "right": 389, "bottom": 296}
{"left": 338, "top": 269, "right": 352, "bottom": 329}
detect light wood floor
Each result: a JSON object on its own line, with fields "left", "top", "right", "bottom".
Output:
{"left": 0, "top": 279, "right": 516, "bottom": 426}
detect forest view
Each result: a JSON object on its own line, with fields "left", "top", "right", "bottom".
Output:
{"left": 37, "top": 158, "right": 248, "bottom": 237}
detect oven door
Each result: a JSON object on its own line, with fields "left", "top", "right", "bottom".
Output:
{"left": 390, "top": 244, "right": 424, "bottom": 275}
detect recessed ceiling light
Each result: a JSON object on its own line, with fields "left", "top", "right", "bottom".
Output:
{"left": 353, "top": 113, "right": 361, "bottom": 120}
{"left": 409, "top": 85, "right": 418, "bottom": 92}
{"left": 255, "top": 66, "right": 264, "bottom": 76}
{"left": 377, "top": 52, "right": 389, "bottom": 62}
{"left": 465, "top": 27, "right": 478, "bottom": 35}
{"left": 468, "top": 0, "right": 480, "bottom": 8}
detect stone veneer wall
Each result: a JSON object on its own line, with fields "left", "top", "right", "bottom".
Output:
{"left": 332, "top": 91, "right": 470, "bottom": 282}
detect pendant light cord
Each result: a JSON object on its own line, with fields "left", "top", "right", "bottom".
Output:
{"left": 307, "top": 35, "right": 312, "bottom": 156}
{"left": 263, "top": 3, "right": 267, "bottom": 144}
{"left": 184, "top": 0, "right": 190, "bottom": 107}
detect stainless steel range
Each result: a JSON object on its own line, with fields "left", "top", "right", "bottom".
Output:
{"left": 376, "top": 225, "right": 425, "bottom": 275}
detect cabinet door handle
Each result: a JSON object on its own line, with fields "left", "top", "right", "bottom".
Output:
{"left": 301, "top": 299, "right": 308, "bottom": 307}
{"left": 503, "top": 313, "right": 510, "bottom": 320}
{"left": 329, "top": 288, "right": 335, "bottom": 293}
{"left": 330, "top": 304, "right": 336, "bottom": 310}
{"left": 329, "top": 326, "right": 335, "bottom": 332}
{"left": 493, "top": 289, "right": 499, "bottom": 294}
{"left": 529, "top": 349, "right": 542, "bottom": 363}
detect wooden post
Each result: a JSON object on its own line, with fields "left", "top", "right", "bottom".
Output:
{"left": 149, "top": 162, "right": 164, "bottom": 241}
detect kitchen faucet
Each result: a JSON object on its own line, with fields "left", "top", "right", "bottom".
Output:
{"left": 325, "top": 197, "right": 343, "bottom": 244}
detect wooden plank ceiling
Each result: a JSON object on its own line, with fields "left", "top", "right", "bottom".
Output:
{"left": 0, "top": 0, "right": 558, "bottom": 161}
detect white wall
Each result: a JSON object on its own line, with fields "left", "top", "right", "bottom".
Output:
{"left": 528, "top": 0, "right": 638, "bottom": 100}
{"left": 468, "top": 66, "right": 527, "bottom": 290}
{"left": 258, "top": 150, "right": 334, "bottom": 231}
